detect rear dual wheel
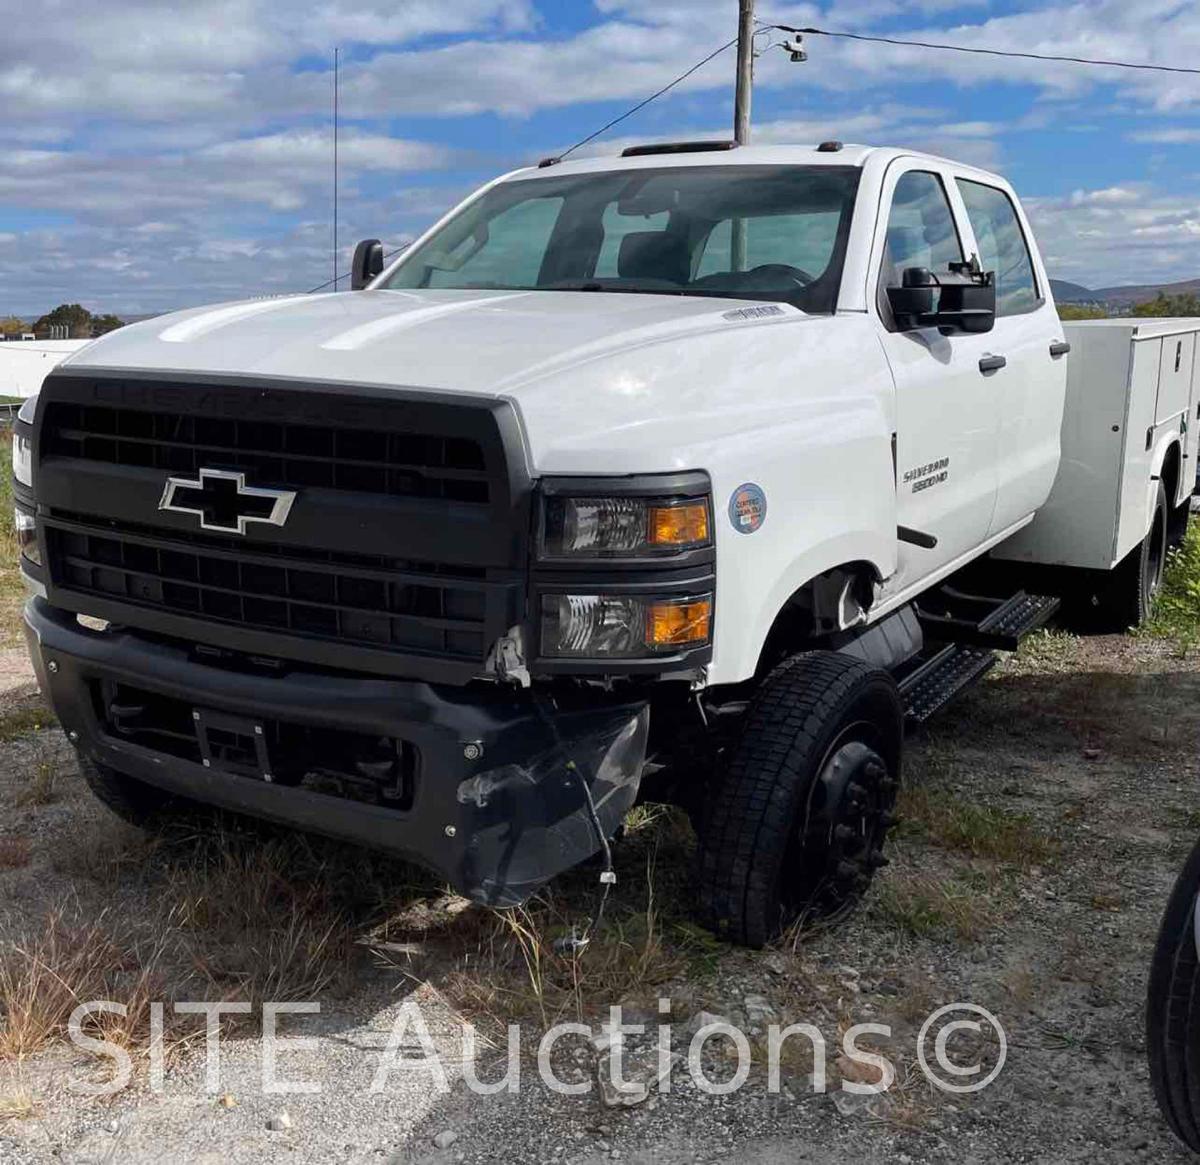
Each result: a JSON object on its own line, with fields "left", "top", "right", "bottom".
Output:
{"left": 1077, "top": 481, "right": 1169, "bottom": 632}
{"left": 696, "top": 651, "right": 903, "bottom": 948}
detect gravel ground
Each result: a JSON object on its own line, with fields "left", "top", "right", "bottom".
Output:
{"left": 0, "top": 627, "right": 1197, "bottom": 1164}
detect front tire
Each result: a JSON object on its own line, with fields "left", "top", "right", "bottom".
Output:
{"left": 696, "top": 651, "right": 903, "bottom": 948}
{"left": 1148, "top": 835, "right": 1200, "bottom": 1154}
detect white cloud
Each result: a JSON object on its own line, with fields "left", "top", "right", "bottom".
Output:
{"left": 1026, "top": 185, "right": 1200, "bottom": 287}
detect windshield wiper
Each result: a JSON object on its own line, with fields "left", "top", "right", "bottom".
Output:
{"left": 540, "top": 280, "right": 697, "bottom": 297}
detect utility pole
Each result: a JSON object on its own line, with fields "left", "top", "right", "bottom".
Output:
{"left": 733, "top": 0, "right": 754, "bottom": 146}
{"left": 731, "top": 0, "right": 755, "bottom": 270}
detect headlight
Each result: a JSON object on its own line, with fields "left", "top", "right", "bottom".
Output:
{"left": 540, "top": 593, "right": 712, "bottom": 658}
{"left": 14, "top": 505, "right": 40, "bottom": 567}
{"left": 11, "top": 428, "right": 33, "bottom": 489}
{"left": 541, "top": 495, "right": 711, "bottom": 559}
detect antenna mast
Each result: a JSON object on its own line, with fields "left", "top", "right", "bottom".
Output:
{"left": 332, "top": 46, "right": 340, "bottom": 292}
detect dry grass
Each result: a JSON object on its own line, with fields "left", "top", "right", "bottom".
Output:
{"left": 0, "top": 836, "right": 32, "bottom": 870}
{"left": 370, "top": 808, "right": 705, "bottom": 1031}
{"left": 434, "top": 861, "right": 693, "bottom": 1029}
{"left": 870, "top": 870, "right": 994, "bottom": 942}
{"left": 896, "top": 784, "right": 1060, "bottom": 869}
{"left": 14, "top": 751, "right": 58, "bottom": 808}
{"left": 0, "top": 1086, "right": 37, "bottom": 1121}
{"left": 0, "top": 437, "right": 24, "bottom": 647}
{"left": 0, "top": 825, "right": 424, "bottom": 1074}
{"left": 0, "top": 905, "right": 175, "bottom": 1062}
{"left": 0, "top": 703, "right": 55, "bottom": 744}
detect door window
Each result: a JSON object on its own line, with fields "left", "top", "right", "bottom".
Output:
{"left": 956, "top": 179, "right": 1039, "bottom": 316}
{"left": 881, "top": 171, "right": 964, "bottom": 288}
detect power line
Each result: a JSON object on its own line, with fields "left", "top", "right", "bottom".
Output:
{"left": 305, "top": 245, "right": 407, "bottom": 295}
{"left": 763, "top": 21, "right": 1200, "bottom": 76}
{"left": 305, "top": 35, "right": 745, "bottom": 293}
{"left": 553, "top": 33, "right": 741, "bottom": 163}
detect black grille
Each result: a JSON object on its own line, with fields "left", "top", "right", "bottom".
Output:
{"left": 36, "top": 375, "right": 529, "bottom": 681}
{"left": 43, "top": 401, "right": 490, "bottom": 504}
{"left": 46, "top": 514, "right": 490, "bottom": 659}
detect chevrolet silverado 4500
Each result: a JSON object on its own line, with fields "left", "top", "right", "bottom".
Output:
{"left": 13, "top": 143, "right": 1195, "bottom": 947}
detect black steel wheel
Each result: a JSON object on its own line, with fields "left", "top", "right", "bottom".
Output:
{"left": 1087, "top": 480, "right": 1169, "bottom": 631}
{"left": 1148, "top": 834, "right": 1200, "bottom": 1155}
{"left": 695, "top": 651, "right": 903, "bottom": 948}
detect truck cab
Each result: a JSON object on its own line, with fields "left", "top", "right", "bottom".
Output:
{"left": 13, "top": 143, "right": 1148, "bottom": 946}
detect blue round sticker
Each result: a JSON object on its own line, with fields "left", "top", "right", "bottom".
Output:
{"left": 729, "top": 483, "right": 767, "bottom": 534}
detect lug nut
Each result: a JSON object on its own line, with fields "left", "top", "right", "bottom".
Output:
{"left": 47, "top": 660, "right": 59, "bottom": 674}
{"left": 444, "top": 824, "right": 457, "bottom": 838}
{"left": 462, "top": 742, "right": 483, "bottom": 762}
{"left": 67, "top": 730, "right": 79, "bottom": 743}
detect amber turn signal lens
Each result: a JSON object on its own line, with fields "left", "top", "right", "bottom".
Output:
{"left": 646, "top": 597, "right": 712, "bottom": 649}
{"left": 648, "top": 502, "right": 709, "bottom": 548}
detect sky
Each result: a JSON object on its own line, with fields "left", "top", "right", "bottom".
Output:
{"left": 2, "top": 0, "right": 1200, "bottom": 317}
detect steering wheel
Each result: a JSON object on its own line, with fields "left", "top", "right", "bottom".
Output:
{"left": 742, "top": 263, "right": 815, "bottom": 287}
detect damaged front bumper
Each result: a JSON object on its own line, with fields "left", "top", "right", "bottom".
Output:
{"left": 24, "top": 598, "right": 649, "bottom": 906}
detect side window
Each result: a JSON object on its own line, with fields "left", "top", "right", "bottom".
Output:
{"left": 881, "top": 171, "right": 963, "bottom": 288}
{"left": 956, "top": 179, "right": 1039, "bottom": 316}
{"left": 426, "top": 197, "right": 563, "bottom": 289}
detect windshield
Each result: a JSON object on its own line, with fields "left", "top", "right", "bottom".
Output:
{"left": 381, "top": 165, "right": 861, "bottom": 313}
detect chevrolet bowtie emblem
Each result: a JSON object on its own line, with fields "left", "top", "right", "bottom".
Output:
{"left": 158, "top": 468, "right": 296, "bottom": 535}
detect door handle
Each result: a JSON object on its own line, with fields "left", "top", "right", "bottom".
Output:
{"left": 1049, "top": 341, "right": 1071, "bottom": 358}
{"left": 978, "top": 354, "right": 1007, "bottom": 373}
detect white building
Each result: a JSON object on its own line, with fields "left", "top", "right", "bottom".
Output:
{"left": 0, "top": 339, "right": 91, "bottom": 398}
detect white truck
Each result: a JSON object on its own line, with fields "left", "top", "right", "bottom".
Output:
{"left": 12, "top": 142, "right": 1196, "bottom": 946}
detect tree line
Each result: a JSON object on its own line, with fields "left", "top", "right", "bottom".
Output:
{"left": 1059, "top": 292, "right": 1200, "bottom": 320}
{"left": 0, "top": 304, "right": 125, "bottom": 339}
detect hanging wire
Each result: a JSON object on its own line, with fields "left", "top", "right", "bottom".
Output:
{"left": 305, "top": 245, "right": 407, "bottom": 295}
{"left": 304, "top": 34, "right": 747, "bottom": 292}
{"left": 761, "top": 21, "right": 1200, "bottom": 76}
{"left": 552, "top": 33, "right": 741, "bottom": 162}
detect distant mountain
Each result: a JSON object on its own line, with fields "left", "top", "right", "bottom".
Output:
{"left": 1051, "top": 276, "right": 1200, "bottom": 307}
{"left": 1049, "top": 279, "right": 1095, "bottom": 302}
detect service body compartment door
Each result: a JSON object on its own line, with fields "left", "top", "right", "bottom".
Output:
{"left": 1157, "top": 333, "right": 1195, "bottom": 427}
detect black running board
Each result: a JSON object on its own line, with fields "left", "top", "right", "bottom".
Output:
{"left": 899, "top": 644, "right": 997, "bottom": 725}
{"left": 914, "top": 587, "right": 1060, "bottom": 651}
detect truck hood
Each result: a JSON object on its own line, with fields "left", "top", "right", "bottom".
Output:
{"left": 64, "top": 288, "right": 802, "bottom": 397}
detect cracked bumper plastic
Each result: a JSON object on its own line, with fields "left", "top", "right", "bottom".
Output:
{"left": 23, "top": 598, "right": 649, "bottom": 906}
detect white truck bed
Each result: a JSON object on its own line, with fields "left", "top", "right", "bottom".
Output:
{"left": 994, "top": 318, "right": 1200, "bottom": 571}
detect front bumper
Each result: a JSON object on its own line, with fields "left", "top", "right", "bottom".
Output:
{"left": 24, "top": 598, "right": 649, "bottom": 906}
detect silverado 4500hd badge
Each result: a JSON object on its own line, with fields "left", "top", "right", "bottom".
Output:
{"left": 729, "top": 483, "right": 767, "bottom": 533}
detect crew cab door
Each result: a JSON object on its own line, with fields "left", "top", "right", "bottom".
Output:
{"left": 871, "top": 163, "right": 1001, "bottom": 600}
{"left": 953, "top": 176, "right": 1068, "bottom": 538}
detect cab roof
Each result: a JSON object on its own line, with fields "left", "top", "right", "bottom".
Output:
{"left": 502, "top": 141, "right": 1009, "bottom": 198}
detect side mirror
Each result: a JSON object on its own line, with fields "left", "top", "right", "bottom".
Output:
{"left": 351, "top": 239, "right": 385, "bottom": 290}
{"left": 887, "top": 265, "right": 996, "bottom": 334}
